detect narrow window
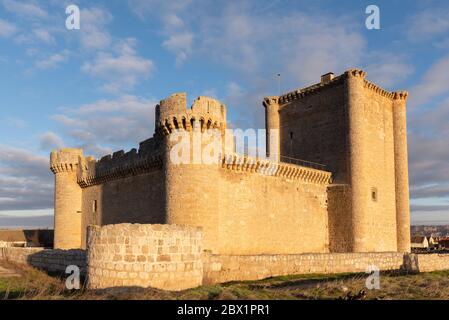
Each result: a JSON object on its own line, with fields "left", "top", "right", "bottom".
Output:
{"left": 290, "top": 132, "right": 294, "bottom": 140}
{"left": 371, "top": 188, "right": 378, "bottom": 202}
{"left": 92, "top": 200, "right": 97, "bottom": 213}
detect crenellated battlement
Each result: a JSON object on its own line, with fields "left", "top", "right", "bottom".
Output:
{"left": 346, "top": 68, "right": 398, "bottom": 100}
{"left": 363, "top": 79, "right": 396, "bottom": 99}
{"left": 221, "top": 153, "right": 332, "bottom": 185}
{"left": 263, "top": 96, "right": 280, "bottom": 108}
{"left": 156, "top": 93, "right": 227, "bottom": 135}
{"left": 77, "top": 141, "right": 163, "bottom": 188}
{"left": 393, "top": 91, "right": 409, "bottom": 101}
{"left": 278, "top": 74, "right": 345, "bottom": 104}
{"left": 50, "top": 148, "right": 84, "bottom": 174}
{"left": 278, "top": 69, "right": 366, "bottom": 105}
{"left": 277, "top": 69, "right": 403, "bottom": 106}
{"left": 345, "top": 68, "right": 366, "bottom": 78}
{"left": 78, "top": 152, "right": 162, "bottom": 188}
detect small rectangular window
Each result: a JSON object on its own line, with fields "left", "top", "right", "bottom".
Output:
{"left": 92, "top": 200, "right": 97, "bottom": 213}
{"left": 371, "top": 188, "right": 378, "bottom": 202}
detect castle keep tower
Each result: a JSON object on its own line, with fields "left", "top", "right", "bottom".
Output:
{"left": 50, "top": 148, "right": 83, "bottom": 249}
{"left": 271, "top": 69, "right": 411, "bottom": 253}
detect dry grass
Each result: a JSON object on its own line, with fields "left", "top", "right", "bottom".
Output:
{"left": 1, "top": 261, "right": 449, "bottom": 300}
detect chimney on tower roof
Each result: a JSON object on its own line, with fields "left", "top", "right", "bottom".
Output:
{"left": 321, "top": 72, "right": 334, "bottom": 84}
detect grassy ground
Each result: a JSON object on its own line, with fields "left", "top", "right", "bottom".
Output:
{"left": 1, "top": 261, "right": 449, "bottom": 300}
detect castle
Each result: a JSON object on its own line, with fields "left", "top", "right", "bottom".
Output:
{"left": 50, "top": 69, "right": 411, "bottom": 256}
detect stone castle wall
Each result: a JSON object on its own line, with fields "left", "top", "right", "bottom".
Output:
{"left": 73, "top": 147, "right": 332, "bottom": 254}
{"left": 0, "top": 247, "right": 86, "bottom": 274}
{"left": 80, "top": 170, "right": 165, "bottom": 248}
{"left": 327, "top": 184, "right": 352, "bottom": 252}
{"left": 72, "top": 135, "right": 165, "bottom": 248}
{"left": 278, "top": 75, "right": 348, "bottom": 183}
{"left": 86, "top": 224, "right": 203, "bottom": 291}
{"left": 3, "top": 225, "right": 449, "bottom": 291}
{"left": 203, "top": 252, "right": 405, "bottom": 284}
{"left": 408, "top": 253, "right": 449, "bottom": 273}
{"left": 216, "top": 155, "right": 331, "bottom": 254}
{"left": 163, "top": 151, "right": 331, "bottom": 255}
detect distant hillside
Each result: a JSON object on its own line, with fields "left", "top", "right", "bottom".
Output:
{"left": 411, "top": 225, "right": 449, "bottom": 237}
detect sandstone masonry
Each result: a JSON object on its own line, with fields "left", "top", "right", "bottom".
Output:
{"left": 45, "top": 69, "right": 413, "bottom": 289}
{"left": 3, "top": 229, "right": 449, "bottom": 292}
{"left": 86, "top": 224, "right": 203, "bottom": 291}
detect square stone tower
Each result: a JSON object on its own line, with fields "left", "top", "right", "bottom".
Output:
{"left": 264, "top": 69, "right": 411, "bottom": 253}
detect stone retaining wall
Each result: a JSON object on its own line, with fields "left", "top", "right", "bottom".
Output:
{"left": 4, "top": 223, "right": 449, "bottom": 291}
{"left": 408, "top": 253, "right": 449, "bottom": 273}
{"left": 0, "top": 247, "right": 86, "bottom": 274}
{"left": 86, "top": 224, "right": 203, "bottom": 291}
{"left": 203, "top": 252, "right": 405, "bottom": 284}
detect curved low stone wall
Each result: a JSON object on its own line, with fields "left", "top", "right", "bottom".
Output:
{"left": 86, "top": 224, "right": 203, "bottom": 291}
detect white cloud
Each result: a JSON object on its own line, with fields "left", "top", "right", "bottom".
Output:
{"left": 11, "top": 25, "right": 59, "bottom": 46}
{"left": 52, "top": 95, "right": 157, "bottom": 157}
{"left": 198, "top": 6, "right": 367, "bottom": 86}
{"left": 1, "top": 0, "right": 48, "bottom": 19}
{"left": 406, "top": 7, "right": 449, "bottom": 42}
{"left": 222, "top": 81, "right": 267, "bottom": 128}
{"left": 162, "top": 32, "right": 193, "bottom": 65}
{"left": 201, "top": 88, "right": 218, "bottom": 99}
{"left": 79, "top": 7, "right": 113, "bottom": 50}
{"left": 225, "top": 82, "right": 246, "bottom": 107}
{"left": 39, "top": 132, "right": 64, "bottom": 151}
{"left": 409, "top": 55, "right": 449, "bottom": 108}
{"left": 128, "top": 0, "right": 193, "bottom": 20}
{"left": 32, "top": 28, "right": 55, "bottom": 44}
{"left": 364, "top": 53, "right": 414, "bottom": 89}
{"left": 0, "top": 19, "right": 17, "bottom": 38}
{"left": 163, "top": 13, "right": 185, "bottom": 29}
{"left": 128, "top": 0, "right": 195, "bottom": 65}
{"left": 81, "top": 39, "right": 154, "bottom": 93}
{"left": 179, "top": 3, "right": 369, "bottom": 127}
{"left": 35, "top": 50, "right": 69, "bottom": 70}
{"left": 0, "top": 146, "right": 53, "bottom": 211}
{"left": 408, "top": 97, "right": 449, "bottom": 203}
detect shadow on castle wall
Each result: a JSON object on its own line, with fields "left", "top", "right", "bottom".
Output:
{"left": 26, "top": 249, "right": 87, "bottom": 277}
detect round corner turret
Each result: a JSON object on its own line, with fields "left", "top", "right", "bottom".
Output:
{"left": 156, "top": 93, "right": 228, "bottom": 135}
{"left": 50, "top": 148, "right": 84, "bottom": 174}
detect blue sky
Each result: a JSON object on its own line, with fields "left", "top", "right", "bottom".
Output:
{"left": 1, "top": 0, "right": 449, "bottom": 227}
